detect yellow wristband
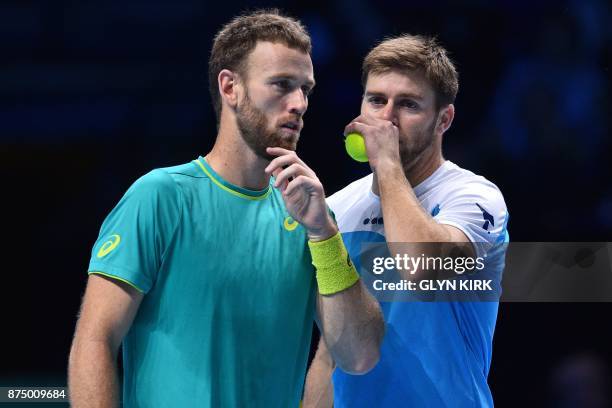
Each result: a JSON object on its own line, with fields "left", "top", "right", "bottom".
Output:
{"left": 308, "top": 232, "right": 360, "bottom": 295}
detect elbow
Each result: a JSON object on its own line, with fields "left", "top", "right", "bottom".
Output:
{"left": 338, "top": 348, "right": 380, "bottom": 375}
{"left": 353, "top": 350, "right": 380, "bottom": 375}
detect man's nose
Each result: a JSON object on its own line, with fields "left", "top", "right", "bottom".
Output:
{"left": 380, "top": 102, "right": 398, "bottom": 126}
{"left": 288, "top": 88, "right": 308, "bottom": 116}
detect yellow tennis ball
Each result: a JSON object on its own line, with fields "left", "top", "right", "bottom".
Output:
{"left": 345, "top": 132, "right": 368, "bottom": 162}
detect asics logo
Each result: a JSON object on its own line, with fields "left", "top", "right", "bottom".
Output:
{"left": 283, "top": 216, "right": 299, "bottom": 232}
{"left": 97, "top": 234, "right": 121, "bottom": 258}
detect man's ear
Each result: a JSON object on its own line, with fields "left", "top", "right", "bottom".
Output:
{"left": 436, "top": 104, "right": 455, "bottom": 136}
{"left": 218, "top": 69, "right": 241, "bottom": 110}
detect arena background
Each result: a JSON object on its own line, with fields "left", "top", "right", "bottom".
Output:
{"left": 2, "top": 0, "right": 612, "bottom": 406}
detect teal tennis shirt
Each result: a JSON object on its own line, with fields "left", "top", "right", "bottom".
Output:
{"left": 88, "top": 157, "right": 317, "bottom": 407}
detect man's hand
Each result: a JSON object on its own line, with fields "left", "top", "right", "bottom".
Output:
{"left": 344, "top": 114, "right": 401, "bottom": 171}
{"left": 265, "top": 147, "right": 337, "bottom": 241}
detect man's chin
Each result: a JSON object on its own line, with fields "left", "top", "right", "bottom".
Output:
{"left": 253, "top": 145, "right": 295, "bottom": 161}
{"left": 270, "top": 137, "right": 299, "bottom": 152}
{"left": 250, "top": 135, "right": 299, "bottom": 161}
{"left": 278, "top": 142, "right": 297, "bottom": 151}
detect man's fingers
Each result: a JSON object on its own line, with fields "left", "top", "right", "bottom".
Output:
{"left": 271, "top": 167, "right": 283, "bottom": 178}
{"left": 283, "top": 175, "right": 315, "bottom": 197}
{"left": 266, "top": 146, "right": 293, "bottom": 156}
{"left": 349, "top": 113, "right": 387, "bottom": 127}
{"left": 266, "top": 147, "right": 308, "bottom": 169}
{"left": 355, "top": 114, "right": 381, "bottom": 126}
{"left": 274, "top": 163, "right": 308, "bottom": 189}
{"left": 264, "top": 147, "right": 313, "bottom": 177}
{"left": 265, "top": 153, "right": 297, "bottom": 175}
{"left": 270, "top": 167, "right": 287, "bottom": 192}
{"left": 344, "top": 121, "right": 371, "bottom": 137}
{"left": 345, "top": 112, "right": 398, "bottom": 138}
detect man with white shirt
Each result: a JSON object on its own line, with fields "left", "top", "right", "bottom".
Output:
{"left": 303, "top": 34, "right": 509, "bottom": 408}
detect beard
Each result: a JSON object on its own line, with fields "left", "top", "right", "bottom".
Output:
{"left": 398, "top": 114, "right": 438, "bottom": 174}
{"left": 235, "top": 90, "right": 300, "bottom": 160}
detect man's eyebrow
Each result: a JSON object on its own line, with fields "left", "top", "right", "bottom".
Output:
{"left": 396, "top": 92, "right": 424, "bottom": 100}
{"left": 269, "top": 73, "right": 315, "bottom": 88}
{"left": 364, "top": 91, "right": 424, "bottom": 100}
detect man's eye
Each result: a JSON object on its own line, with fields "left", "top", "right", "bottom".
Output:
{"left": 368, "top": 97, "right": 385, "bottom": 105}
{"left": 400, "top": 100, "right": 418, "bottom": 109}
{"left": 274, "top": 80, "right": 291, "bottom": 90}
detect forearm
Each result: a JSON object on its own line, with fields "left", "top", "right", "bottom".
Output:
{"left": 307, "top": 231, "right": 383, "bottom": 373}
{"left": 377, "top": 160, "right": 449, "bottom": 243}
{"left": 303, "top": 340, "right": 335, "bottom": 408}
{"left": 376, "top": 161, "right": 474, "bottom": 281}
{"left": 68, "top": 338, "right": 120, "bottom": 408}
{"left": 317, "top": 281, "right": 383, "bottom": 374}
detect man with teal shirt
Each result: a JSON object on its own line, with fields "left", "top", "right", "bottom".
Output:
{"left": 68, "top": 10, "right": 383, "bottom": 408}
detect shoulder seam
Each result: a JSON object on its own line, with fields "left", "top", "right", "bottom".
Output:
{"left": 156, "top": 170, "right": 184, "bottom": 266}
{"left": 166, "top": 172, "right": 203, "bottom": 179}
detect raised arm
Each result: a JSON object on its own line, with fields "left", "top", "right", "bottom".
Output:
{"left": 344, "top": 113, "right": 478, "bottom": 280}
{"left": 265, "top": 147, "right": 384, "bottom": 374}
{"left": 68, "top": 274, "right": 143, "bottom": 407}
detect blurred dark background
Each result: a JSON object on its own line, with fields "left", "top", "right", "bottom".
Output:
{"left": 2, "top": 0, "right": 612, "bottom": 406}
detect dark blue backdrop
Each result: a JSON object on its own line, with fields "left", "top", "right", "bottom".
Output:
{"left": 2, "top": 1, "right": 611, "bottom": 406}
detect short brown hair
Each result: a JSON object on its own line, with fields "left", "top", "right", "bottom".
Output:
{"left": 208, "top": 9, "right": 312, "bottom": 122}
{"left": 362, "top": 34, "right": 459, "bottom": 109}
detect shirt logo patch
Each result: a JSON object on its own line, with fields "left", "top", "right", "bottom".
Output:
{"left": 476, "top": 203, "right": 494, "bottom": 233}
{"left": 97, "top": 234, "right": 121, "bottom": 258}
{"left": 363, "top": 217, "right": 383, "bottom": 225}
{"left": 283, "top": 216, "right": 299, "bottom": 231}
{"left": 431, "top": 204, "right": 441, "bottom": 217}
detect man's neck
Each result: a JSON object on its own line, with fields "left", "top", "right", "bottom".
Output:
{"left": 371, "top": 146, "right": 444, "bottom": 196}
{"left": 205, "top": 121, "right": 271, "bottom": 191}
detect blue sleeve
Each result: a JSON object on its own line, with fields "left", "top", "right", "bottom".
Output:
{"left": 87, "top": 169, "right": 182, "bottom": 293}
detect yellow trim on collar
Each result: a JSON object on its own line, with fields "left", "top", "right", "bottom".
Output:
{"left": 194, "top": 159, "right": 272, "bottom": 201}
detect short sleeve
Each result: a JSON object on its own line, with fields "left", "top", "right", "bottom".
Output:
{"left": 88, "top": 169, "right": 182, "bottom": 293}
{"left": 433, "top": 181, "right": 509, "bottom": 258}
